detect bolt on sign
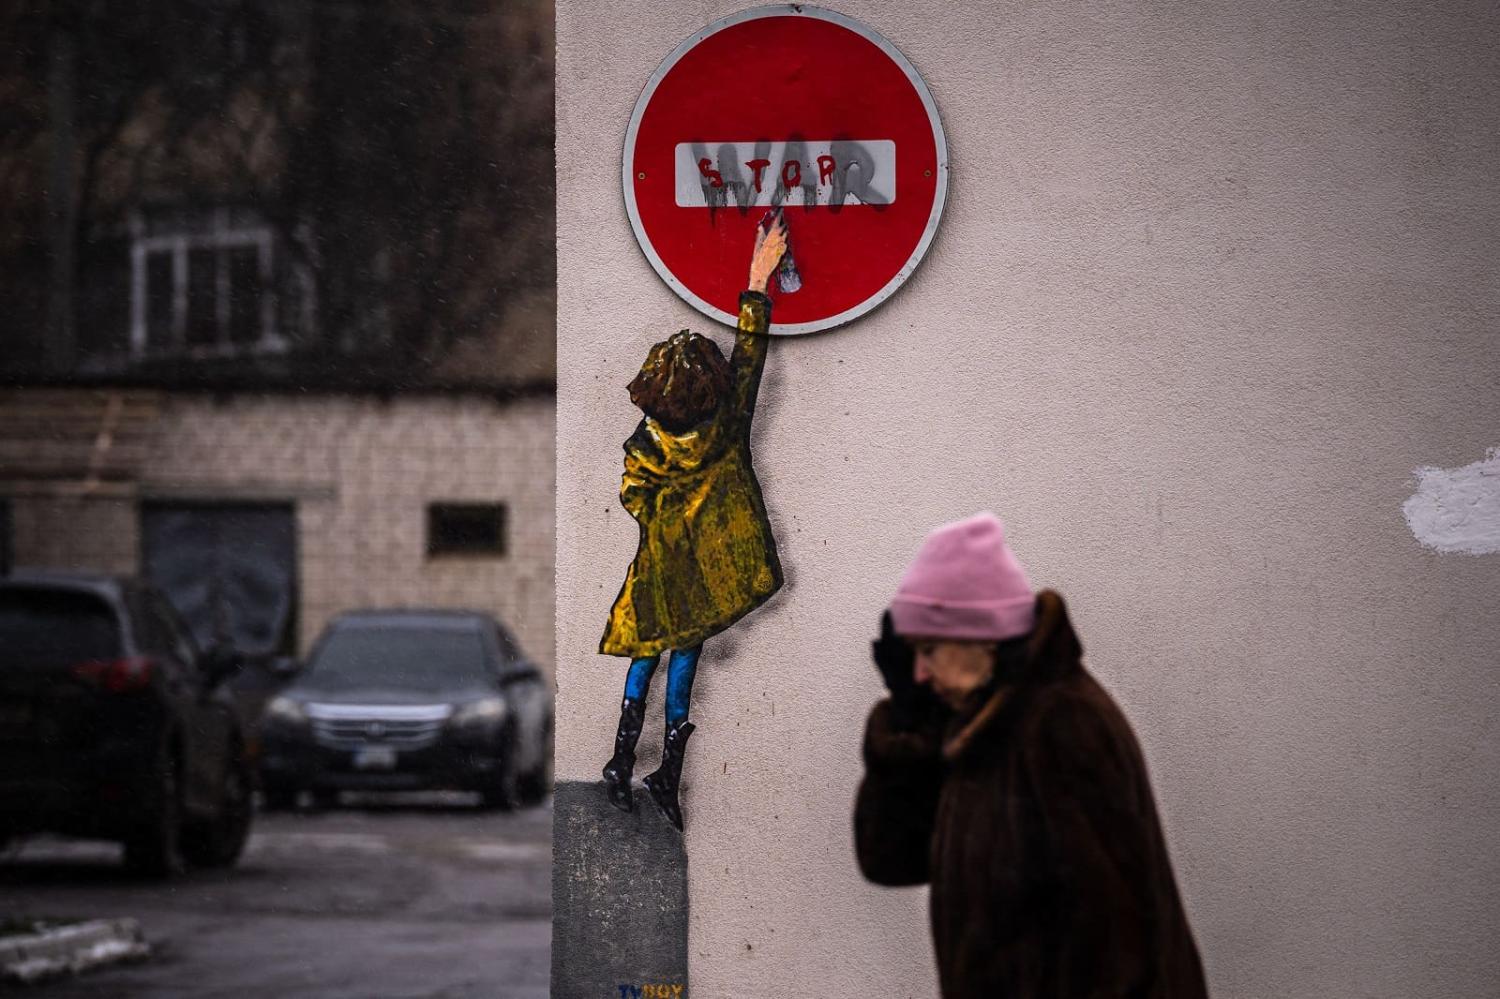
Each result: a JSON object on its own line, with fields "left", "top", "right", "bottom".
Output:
{"left": 623, "top": 5, "right": 949, "bottom": 335}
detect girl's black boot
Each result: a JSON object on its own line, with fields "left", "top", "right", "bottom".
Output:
{"left": 601, "top": 696, "right": 645, "bottom": 812}
{"left": 643, "top": 719, "right": 695, "bottom": 831}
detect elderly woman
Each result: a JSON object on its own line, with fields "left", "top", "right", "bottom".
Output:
{"left": 856, "top": 512, "right": 1209, "bottom": 999}
{"left": 598, "top": 213, "right": 790, "bottom": 831}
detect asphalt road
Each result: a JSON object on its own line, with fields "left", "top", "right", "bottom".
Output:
{"left": 0, "top": 793, "right": 551, "bottom": 998}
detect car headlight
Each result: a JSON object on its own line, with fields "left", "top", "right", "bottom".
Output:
{"left": 264, "top": 696, "right": 307, "bottom": 724}
{"left": 451, "top": 697, "right": 507, "bottom": 729}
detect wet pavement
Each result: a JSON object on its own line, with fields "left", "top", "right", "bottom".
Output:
{"left": 0, "top": 793, "right": 551, "bottom": 998}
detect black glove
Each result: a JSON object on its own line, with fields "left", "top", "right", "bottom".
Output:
{"left": 872, "top": 611, "right": 925, "bottom": 730}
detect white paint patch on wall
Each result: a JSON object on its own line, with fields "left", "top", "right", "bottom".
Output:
{"left": 1403, "top": 448, "right": 1500, "bottom": 555}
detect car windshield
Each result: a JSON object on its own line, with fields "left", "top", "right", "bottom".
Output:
{"left": 305, "top": 626, "right": 490, "bottom": 689}
{"left": 0, "top": 589, "right": 121, "bottom": 669}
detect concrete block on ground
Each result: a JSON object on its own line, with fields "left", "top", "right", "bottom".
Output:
{"left": 0, "top": 918, "right": 151, "bottom": 985}
{"left": 552, "top": 778, "right": 688, "bottom": 999}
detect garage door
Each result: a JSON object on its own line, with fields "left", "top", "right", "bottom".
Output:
{"left": 140, "top": 502, "right": 297, "bottom": 656}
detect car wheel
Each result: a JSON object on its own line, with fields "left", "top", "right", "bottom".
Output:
{"left": 183, "top": 754, "right": 253, "bottom": 869}
{"left": 517, "top": 724, "right": 552, "bottom": 807}
{"left": 516, "top": 769, "right": 547, "bottom": 807}
{"left": 261, "top": 786, "right": 299, "bottom": 811}
{"left": 479, "top": 756, "right": 520, "bottom": 811}
{"left": 123, "top": 746, "right": 187, "bottom": 878}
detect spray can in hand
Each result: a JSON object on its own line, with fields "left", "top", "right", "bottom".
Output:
{"left": 759, "top": 209, "right": 802, "bottom": 294}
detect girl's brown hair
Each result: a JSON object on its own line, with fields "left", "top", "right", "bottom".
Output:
{"left": 627, "top": 330, "right": 732, "bottom": 431}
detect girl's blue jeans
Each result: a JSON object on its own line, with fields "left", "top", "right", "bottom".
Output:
{"left": 623, "top": 646, "right": 701, "bottom": 724}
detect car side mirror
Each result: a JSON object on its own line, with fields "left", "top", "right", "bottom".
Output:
{"left": 269, "top": 655, "right": 301, "bottom": 678}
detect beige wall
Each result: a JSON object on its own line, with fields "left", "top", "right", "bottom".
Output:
{"left": 145, "top": 394, "right": 557, "bottom": 671}
{"left": 556, "top": 1, "right": 1500, "bottom": 996}
{"left": 9, "top": 393, "right": 556, "bottom": 675}
{"left": 11, "top": 493, "right": 137, "bottom": 574}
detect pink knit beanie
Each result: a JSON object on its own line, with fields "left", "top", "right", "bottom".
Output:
{"left": 888, "top": 512, "right": 1035, "bottom": 641}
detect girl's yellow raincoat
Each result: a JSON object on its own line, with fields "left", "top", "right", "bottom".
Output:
{"left": 600, "top": 292, "right": 783, "bottom": 658}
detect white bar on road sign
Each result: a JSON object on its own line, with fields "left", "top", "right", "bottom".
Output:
{"left": 673, "top": 140, "right": 897, "bottom": 208}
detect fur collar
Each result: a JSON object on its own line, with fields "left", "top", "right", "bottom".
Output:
{"left": 943, "top": 589, "right": 1084, "bottom": 761}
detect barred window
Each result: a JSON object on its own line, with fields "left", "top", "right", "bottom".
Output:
{"left": 427, "top": 503, "right": 507, "bottom": 558}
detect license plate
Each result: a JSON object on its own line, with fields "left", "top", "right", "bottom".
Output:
{"left": 352, "top": 746, "right": 398, "bottom": 770}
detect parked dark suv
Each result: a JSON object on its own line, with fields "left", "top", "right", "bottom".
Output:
{"left": 0, "top": 571, "right": 253, "bottom": 875}
{"left": 258, "top": 610, "right": 552, "bottom": 809}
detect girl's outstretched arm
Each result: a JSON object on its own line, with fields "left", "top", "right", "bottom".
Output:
{"left": 729, "top": 212, "right": 789, "bottom": 435}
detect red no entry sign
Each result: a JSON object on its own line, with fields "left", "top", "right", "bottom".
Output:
{"left": 623, "top": 5, "right": 949, "bottom": 335}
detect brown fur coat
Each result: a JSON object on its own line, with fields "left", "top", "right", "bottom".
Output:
{"left": 855, "top": 590, "right": 1208, "bottom": 999}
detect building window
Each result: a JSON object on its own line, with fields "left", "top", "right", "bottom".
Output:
{"left": 128, "top": 208, "right": 311, "bottom": 359}
{"left": 427, "top": 503, "right": 507, "bottom": 557}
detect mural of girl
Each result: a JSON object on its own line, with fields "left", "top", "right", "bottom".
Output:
{"left": 599, "top": 211, "right": 792, "bottom": 831}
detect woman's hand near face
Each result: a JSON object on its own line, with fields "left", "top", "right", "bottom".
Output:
{"left": 748, "top": 210, "right": 789, "bottom": 294}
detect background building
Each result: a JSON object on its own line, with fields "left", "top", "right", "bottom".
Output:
{"left": 554, "top": 2, "right": 1500, "bottom": 997}
{"left": 0, "top": 0, "right": 556, "bottom": 673}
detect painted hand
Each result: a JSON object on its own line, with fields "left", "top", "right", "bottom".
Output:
{"left": 748, "top": 210, "right": 789, "bottom": 293}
